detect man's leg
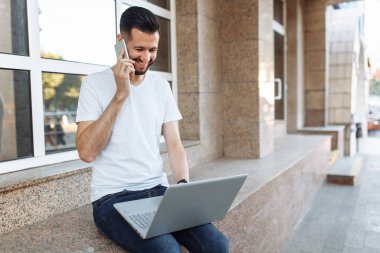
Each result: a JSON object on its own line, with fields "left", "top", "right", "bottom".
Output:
{"left": 93, "top": 186, "right": 182, "bottom": 253}
{"left": 173, "top": 223, "right": 229, "bottom": 253}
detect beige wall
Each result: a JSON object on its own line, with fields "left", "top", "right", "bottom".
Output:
{"left": 177, "top": 0, "right": 275, "bottom": 160}
{"left": 326, "top": 6, "right": 363, "bottom": 156}
{"left": 304, "top": 0, "right": 327, "bottom": 126}
{"left": 286, "top": 0, "right": 305, "bottom": 133}
{"left": 176, "top": 0, "right": 200, "bottom": 141}
{"left": 177, "top": 0, "right": 368, "bottom": 158}
{"left": 176, "top": 0, "right": 224, "bottom": 163}
{"left": 222, "top": 0, "right": 274, "bottom": 158}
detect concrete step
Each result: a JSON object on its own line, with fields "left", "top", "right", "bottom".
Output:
{"left": 329, "top": 149, "right": 340, "bottom": 167}
{"left": 327, "top": 156, "right": 362, "bottom": 185}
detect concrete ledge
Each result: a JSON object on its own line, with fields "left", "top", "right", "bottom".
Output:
{"left": 299, "top": 125, "right": 345, "bottom": 155}
{"left": 0, "top": 135, "right": 331, "bottom": 253}
{"left": 0, "top": 140, "right": 200, "bottom": 235}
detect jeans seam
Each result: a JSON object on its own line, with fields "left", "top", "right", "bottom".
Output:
{"left": 96, "top": 189, "right": 128, "bottom": 208}
{"left": 186, "top": 228, "right": 207, "bottom": 253}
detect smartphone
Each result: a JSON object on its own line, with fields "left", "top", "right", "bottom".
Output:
{"left": 114, "top": 39, "right": 129, "bottom": 59}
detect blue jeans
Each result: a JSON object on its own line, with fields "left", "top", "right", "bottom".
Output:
{"left": 92, "top": 185, "right": 229, "bottom": 253}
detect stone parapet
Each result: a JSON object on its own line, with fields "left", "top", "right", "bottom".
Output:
{"left": 0, "top": 135, "right": 331, "bottom": 253}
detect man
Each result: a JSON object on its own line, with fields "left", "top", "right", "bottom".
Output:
{"left": 76, "top": 6, "right": 229, "bottom": 253}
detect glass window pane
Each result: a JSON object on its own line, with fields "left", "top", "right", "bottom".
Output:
{"left": 274, "top": 0, "right": 284, "bottom": 25}
{"left": 143, "top": 0, "right": 170, "bottom": 10}
{"left": 39, "top": 0, "right": 116, "bottom": 66}
{"left": 0, "top": 0, "right": 29, "bottom": 55}
{"left": 150, "top": 16, "right": 171, "bottom": 72}
{"left": 0, "top": 69, "right": 33, "bottom": 162}
{"left": 42, "top": 72, "right": 83, "bottom": 153}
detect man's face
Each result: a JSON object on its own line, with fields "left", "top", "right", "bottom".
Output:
{"left": 124, "top": 28, "right": 159, "bottom": 75}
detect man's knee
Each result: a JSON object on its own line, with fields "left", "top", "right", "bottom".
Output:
{"left": 203, "top": 230, "right": 229, "bottom": 253}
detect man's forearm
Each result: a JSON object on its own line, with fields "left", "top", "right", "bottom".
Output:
{"left": 76, "top": 97, "right": 125, "bottom": 162}
{"left": 168, "top": 145, "right": 189, "bottom": 182}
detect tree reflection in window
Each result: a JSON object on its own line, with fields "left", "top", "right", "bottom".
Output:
{"left": 42, "top": 56, "right": 83, "bottom": 153}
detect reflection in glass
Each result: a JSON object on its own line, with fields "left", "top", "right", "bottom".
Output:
{"left": 274, "top": 32, "right": 285, "bottom": 120}
{"left": 274, "top": 0, "right": 284, "bottom": 25}
{"left": 144, "top": 0, "right": 170, "bottom": 10}
{"left": 0, "top": 69, "right": 33, "bottom": 162}
{"left": 39, "top": 0, "right": 116, "bottom": 65}
{"left": 0, "top": 0, "right": 29, "bottom": 55}
{"left": 150, "top": 16, "right": 171, "bottom": 72}
{"left": 42, "top": 72, "right": 84, "bottom": 153}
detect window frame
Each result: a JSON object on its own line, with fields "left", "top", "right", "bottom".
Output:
{"left": 0, "top": 0, "right": 177, "bottom": 174}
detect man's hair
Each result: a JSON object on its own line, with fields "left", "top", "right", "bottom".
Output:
{"left": 120, "top": 6, "right": 160, "bottom": 36}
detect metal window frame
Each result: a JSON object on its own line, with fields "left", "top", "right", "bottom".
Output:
{"left": 0, "top": 0, "right": 177, "bottom": 174}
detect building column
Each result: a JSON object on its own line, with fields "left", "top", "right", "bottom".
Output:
{"left": 304, "top": 0, "right": 327, "bottom": 126}
{"left": 222, "top": 0, "right": 274, "bottom": 158}
{"left": 286, "top": 0, "right": 305, "bottom": 133}
{"left": 176, "top": 0, "right": 200, "bottom": 140}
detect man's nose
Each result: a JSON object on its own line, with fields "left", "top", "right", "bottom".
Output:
{"left": 141, "top": 51, "right": 150, "bottom": 63}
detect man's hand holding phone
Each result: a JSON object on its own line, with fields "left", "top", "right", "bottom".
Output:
{"left": 112, "top": 40, "right": 135, "bottom": 102}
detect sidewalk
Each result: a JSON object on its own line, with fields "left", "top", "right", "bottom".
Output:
{"left": 279, "top": 137, "right": 380, "bottom": 253}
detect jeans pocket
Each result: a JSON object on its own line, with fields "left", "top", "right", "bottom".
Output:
{"left": 96, "top": 189, "right": 128, "bottom": 209}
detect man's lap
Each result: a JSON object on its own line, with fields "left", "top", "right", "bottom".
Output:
{"left": 92, "top": 185, "right": 229, "bottom": 253}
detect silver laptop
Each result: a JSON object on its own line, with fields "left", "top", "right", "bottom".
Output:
{"left": 113, "top": 174, "right": 247, "bottom": 239}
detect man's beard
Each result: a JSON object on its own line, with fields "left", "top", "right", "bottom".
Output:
{"left": 133, "top": 58, "right": 155, "bottom": 75}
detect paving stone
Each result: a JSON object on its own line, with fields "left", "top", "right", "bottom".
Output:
{"left": 279, "top": 138, "right": 380, "bottom": 253}
{"left": 364, "top": 232, "right": 380, "bottom": 249}
{"left": 343, "top": 246, "right": 366, "bottom": 253}
{"left": 321, "top": 246, "right": 344, "bottom": 253}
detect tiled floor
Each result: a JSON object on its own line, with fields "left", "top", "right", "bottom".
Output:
{"left": 279, "top": 137, "right": 380, "bottom": 253}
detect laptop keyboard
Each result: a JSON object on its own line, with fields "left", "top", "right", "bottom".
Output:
{"left": 129, "top": 211, "right": 156, "bottom": 230}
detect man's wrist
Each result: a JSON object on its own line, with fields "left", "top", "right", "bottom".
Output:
{"left": 177, "top": 179, "right": 188, "bottom": 184}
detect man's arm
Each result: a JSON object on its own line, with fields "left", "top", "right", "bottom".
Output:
{"left": 162, "top": 121, "right": 189, "bottom": 182}
{"left": 76, "top": 97, "right": 124, "bottom": 163}
{"left": 76, "top": 51, "right": 134, "bottom": 163}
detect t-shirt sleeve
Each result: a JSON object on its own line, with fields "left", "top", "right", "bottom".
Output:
{"left": 163, "top": 82, "right": 182, "bottom": 123}
{"left": 76, "top": 78, "right": 102, "bottom": 123}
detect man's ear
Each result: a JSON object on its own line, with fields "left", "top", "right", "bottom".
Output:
{"left": 116, "top": 33, "right": 122, "bottom": 41}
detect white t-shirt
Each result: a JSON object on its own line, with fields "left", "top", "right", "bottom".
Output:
{"left": 76, "top": 69, "right": 182, "bottom": 202}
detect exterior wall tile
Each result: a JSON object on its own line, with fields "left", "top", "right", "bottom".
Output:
{"left": 178, "top": 93, "right": 200, "bottom": 140}
{"left": 306, "top": 91, "right": 325, "bottom": 110}
{"left": 305, "top": 51, "right": 326, "bottom": 72}
{"left": 305, "top": 0, "right": 326, "bottom": 13}
{"left": 198, "top": 15, "right": 222, "bottom": 93}
{"left": 223, "top": 81, "right": 260, "bottom": 158}
{"left": 305, "top": 10, "right": 325, "bottom": 32}
{"left": 260, "top": 119, "right": 274, "bottom": 157}
{"left": 221, "top": 0, "right": 259, "bottom": 43}
{"left": 305, "top": 31, "right": 326, "bottom": 51}
{"left": 176, "top": 0, "right": 197, "bottom": 15}
{"left": 305, "top": 110, "right": 325, "bottom": 126}
{"left": 199, "top": 93, "right": 224, "bottom": 161}
{"left": 305, "top": 71, "right": 326, "bottom": 91}
{"left": 176, "top": 14, "right": 199, "bottom": 93}
{"left": 197, "top": 0, "right": 220, "bottom": 21}
{"left": 222, "top": 40, "right": 259, "bottom": 83}
{"left": 0, "top": 169, "right": 91, "bottom": 234}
